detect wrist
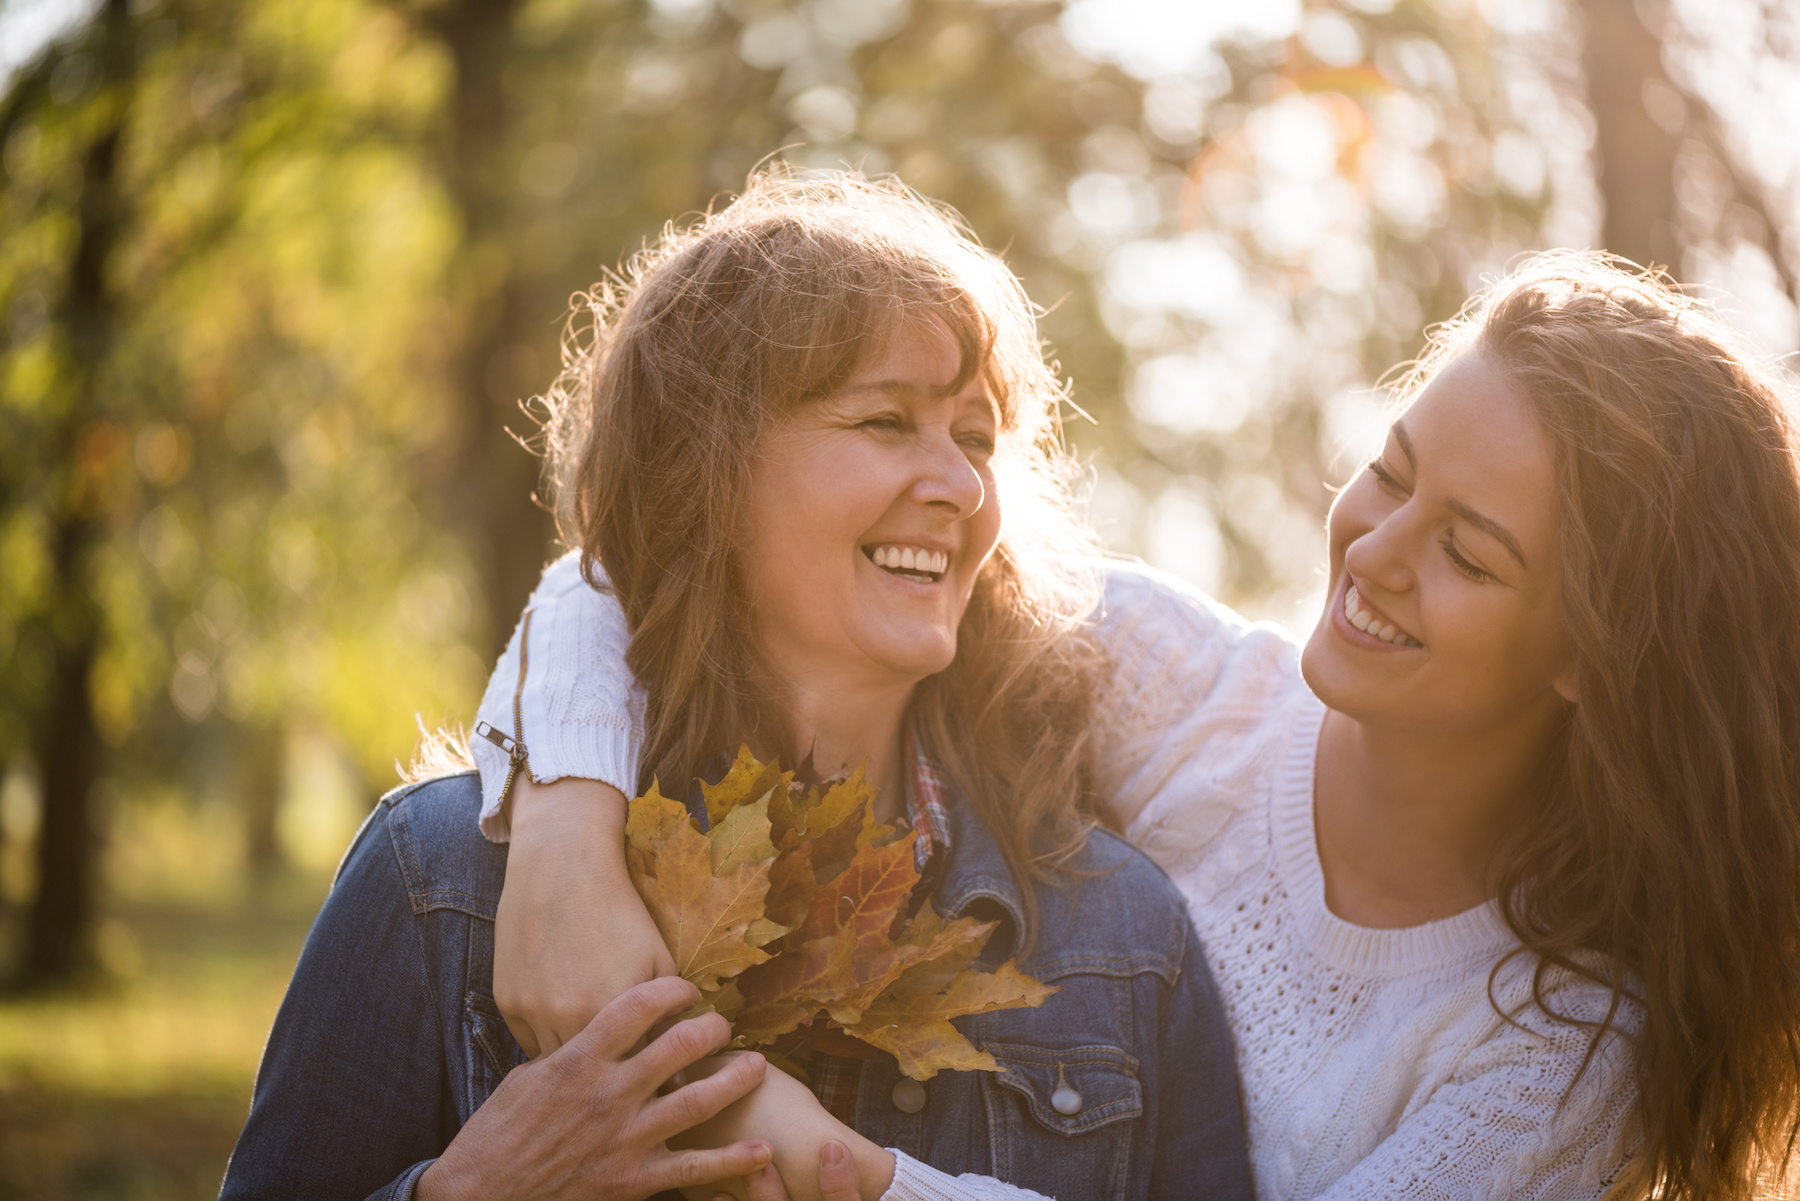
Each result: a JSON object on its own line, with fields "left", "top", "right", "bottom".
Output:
{"left": 413, "top": 1159, "right": 461, "bottom": 1201}
{"left": 509, "top": 776, "right": 629, "bottom": 852}
{"left": 850, "top": 1137, "right": 895, "bottom": 1201}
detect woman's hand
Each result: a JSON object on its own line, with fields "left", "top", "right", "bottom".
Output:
{"left": 674, "top": 1058, "right": 896, "bottom": 1201}
{"left": 416, "top": 977, "right": 772, "bottom": 1201}
{"left": 498, "top": 775, "right": 678, "bottom": 1057}
{"left": 733, "top": 1141, "right": 865, "bottom": 1201}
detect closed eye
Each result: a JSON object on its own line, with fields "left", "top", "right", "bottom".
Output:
{"left": 1441, "top": 534, "right": 1493, "bottom": 583}
{"left": 1367, "top": 456, "right": 1408, "bottom": 494}
{"left": 855, "top": 414, "right": 904, "bottom": 432}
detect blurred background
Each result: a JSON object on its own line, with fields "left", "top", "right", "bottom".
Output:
{"left": 0, "top": 0, "right": 1795, "bottom": 1193}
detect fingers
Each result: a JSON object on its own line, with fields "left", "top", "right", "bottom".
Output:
{"left": 817, "top": 1140, "right": 862, "bottom": 1201}
{"left": 648, "top": 1141, "right": 773, "bottom": 1196}
{"left": 744, "top": 1162, "right": 793, "bottom": 1201}
{"left": 643, "top": 1051, "right": 767, "bottom": 1143}
{"left": 572, "top": 976, "right": 703, "bottom": 1063}
{"left": 630, "top": 1011, "right": 735, "bottom": 1089}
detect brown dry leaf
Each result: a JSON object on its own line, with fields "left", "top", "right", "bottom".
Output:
{"left": 762, "top": 834, "right": 819, "bottom": 928}
{"left": 627, "top": 792, "right": 777, "bottom": 992}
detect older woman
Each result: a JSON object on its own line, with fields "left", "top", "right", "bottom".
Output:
{"left": 220, "top": 171, "right": 1252, "bottom": 1201}
{"left": 480, "top": 251, "right": 1800, "bottom": 1200}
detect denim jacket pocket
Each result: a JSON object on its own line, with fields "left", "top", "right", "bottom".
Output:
{"left": 982, "top": 1041, "right": 1142, "bottom": 1201}
{"left": 464, "top": 991, "right": 526, "bottom": 1118}
{"left": 987, "top": 1042, "right": 1144, "bottom": 1135}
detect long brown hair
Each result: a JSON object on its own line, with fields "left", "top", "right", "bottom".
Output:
{"left": 544, "top": 169, "right": 1107, "bottom": 923}
{"left": 1399, "top": 252, "right": 1800, "bottom": 1199}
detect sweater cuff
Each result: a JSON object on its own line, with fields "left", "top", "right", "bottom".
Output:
{"left": 472, "top": 691, "right": 642, "bottom": 841}
{"left": 881, "top": 1149, "right": 1052, "bottom": 1201}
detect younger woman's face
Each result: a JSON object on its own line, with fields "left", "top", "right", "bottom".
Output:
{"left": 1301, "top": 350, "right": 1577, "bottom": 735}
{"left": 743, "top": 317, "right": 1003, "bottom": 695}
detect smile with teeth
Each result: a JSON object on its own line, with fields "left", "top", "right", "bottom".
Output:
{"left": 1345, "top": 584, "right": 1422, "bottom": 648}
{"left": 867, "top": 544, "right": 949, "bottom": 582}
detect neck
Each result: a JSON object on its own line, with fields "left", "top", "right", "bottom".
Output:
{"left": 776, "top": 674, "right": 913, "bottom": 825}
{"left": 1313, "top": 702, "right": 1564, "bottom": 928}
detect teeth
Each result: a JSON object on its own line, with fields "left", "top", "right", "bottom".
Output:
{"left": 869, "top": 545, "right": 947, "bottom": 576}
{"left": 1344, "top": 584, "right": 1422, "bottom": 648}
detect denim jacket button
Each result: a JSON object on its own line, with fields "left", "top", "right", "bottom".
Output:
{"left": 891, "top": 1078, "right": 927, "bottom": 1113}
{"left": 1050, "top": 1085, "right": 1083, "bottom": 1116}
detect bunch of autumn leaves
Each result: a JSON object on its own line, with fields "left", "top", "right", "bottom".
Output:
{"left": 625, "top": 748, "right": 1055, "bottom": 1080}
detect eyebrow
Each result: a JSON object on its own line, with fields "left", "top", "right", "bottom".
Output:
{"left": 1391, "top": 419, "right": 1529, "bottom": 570}
{"left": 838, "top": 379, "right": 925, "bottom": 398}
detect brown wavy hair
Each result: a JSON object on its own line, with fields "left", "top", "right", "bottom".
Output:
{"left": 543, "top": 169, "right": 1107, "bottom": 925}
{"left": 1397, "top": 252, "right": 1800, "bottom": 1199}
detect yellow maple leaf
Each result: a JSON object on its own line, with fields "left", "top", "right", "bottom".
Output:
{"left": 627, "top": 792, "right": 778, "bottom": 992}
{"left": 709, "top": 793, "right": 779, "bottom": 873}
{"left": 847, "top": 960, "right": 1059, "bottom": 1080}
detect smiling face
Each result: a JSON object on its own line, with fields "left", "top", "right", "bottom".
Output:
{"left": 741, "top": 317, "right": 1004, "bottom": 698}
{"left": 1301, "top": 350, "right": 1576, "bottom": 736}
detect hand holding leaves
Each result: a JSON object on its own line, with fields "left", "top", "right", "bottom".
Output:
{"left": 624, "top": 747, "right": 1055, "bottom": 1080}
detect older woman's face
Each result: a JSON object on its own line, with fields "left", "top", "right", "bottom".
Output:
{"left": 743, "top": 318, "right": 1002, "bottom": 694}
{"left": 1301, "top": 350, "right": 1577, "bottom": 735}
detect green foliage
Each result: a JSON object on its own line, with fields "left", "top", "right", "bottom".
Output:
{"left": 10, "top": 0, "right": 1754, "bottom": 984}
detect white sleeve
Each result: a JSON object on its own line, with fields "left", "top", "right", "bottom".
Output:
{"left": 470, "top": 551, "right": 644, "bottom": 842}
{"left": 471, "top": 555, "right": 1302, "bottom": 842}
{"left": 881, "top": 1150, "right": 1054, "bottom": 1201}
{"left": 1088, "top": 560, "right": 1305, "bottom": 831}
{"left": 1309, "top": 988, "right": 1640, "bottom": 1201}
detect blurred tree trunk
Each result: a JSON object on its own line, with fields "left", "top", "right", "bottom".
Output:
{"left": 25, "top": 0, "right": 135, "bottom": 984}
{"left": 1577, "top": 0, "right": 1682, "bottom": 270}
{"left": 417, "top": 0, "right": 559, "bottom": 659}
{"left": 241, "top": 723, "right": 284, "bottom": 879}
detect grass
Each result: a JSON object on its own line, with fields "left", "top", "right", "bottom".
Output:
{"left": 0, "top": 869, "right": 331, "bottom": 1200}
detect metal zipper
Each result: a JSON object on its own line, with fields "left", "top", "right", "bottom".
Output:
{"left": 475, "top": 607, "right": 533, "bottom": 803}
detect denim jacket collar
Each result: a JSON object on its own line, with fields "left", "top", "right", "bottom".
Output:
{"left": 933, "top": 782, "right": 1027, "bottom": 937}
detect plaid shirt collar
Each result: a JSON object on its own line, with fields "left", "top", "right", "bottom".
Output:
{"left": 901, "top": 722, "right": 952, "bottom": 898}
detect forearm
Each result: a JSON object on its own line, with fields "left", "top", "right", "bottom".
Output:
{"left": 496, "top": 774, "right": 676, "bottom": 1057}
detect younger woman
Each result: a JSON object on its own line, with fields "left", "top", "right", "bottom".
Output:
{"left": 481, "top": 251, "right": 1800, "bottom": 1199}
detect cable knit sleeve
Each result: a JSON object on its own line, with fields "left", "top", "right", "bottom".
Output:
{"left": 470, "top": 552, "right": 644, "bottom": 841}
{"left": 469, "top": 555, "right": 1296, "bottom": 842}
{"left": 1088, "top": 561, "right": 1305, "bottom": 832}
{"left": 882, "top": 1151, "right": 1054, "bottom": 1201}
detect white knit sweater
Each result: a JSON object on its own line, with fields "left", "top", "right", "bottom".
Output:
{"left": 471, "top": 553, "right": 1639, "bottom": 1201}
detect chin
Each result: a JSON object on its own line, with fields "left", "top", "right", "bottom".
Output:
{"left": 1299, "top": 623, "right": 1365, "bottom": 716}
{"left": 871, "top": 633, "right": 959, "bottom": 681}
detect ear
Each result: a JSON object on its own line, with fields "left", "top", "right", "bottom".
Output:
{"left": 1553, "top": 661, "right": 1578, "bottom": 706}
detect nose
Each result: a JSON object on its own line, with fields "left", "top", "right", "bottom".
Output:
{"left": 1340, "top": 500, "right": 1416, "bottom": 597}
{"left": 911, "top": 428, "right": 986, "bottom": 518}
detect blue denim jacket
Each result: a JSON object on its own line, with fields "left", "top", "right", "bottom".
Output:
{"left": 220, "top": 773, "right": 1252, "bottom": 1201}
